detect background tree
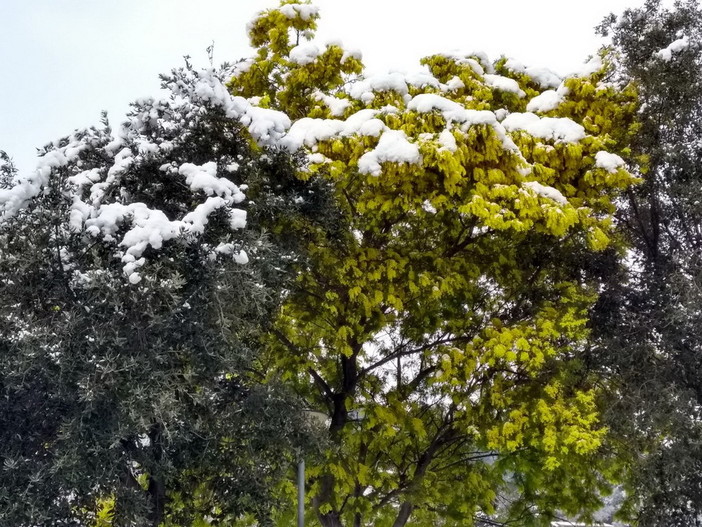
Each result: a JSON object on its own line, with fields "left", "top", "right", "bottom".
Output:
{"left": 591, "top": 1, "right": 702, "bottom": 524}
{"left": 0, "top": 151, "right": 16, "bottom": 188}
{"left": 0, "top": 62, "right": 325, "bottom": 526}
{"left": 229, "top": 2, "right": 640, "bottom": 526}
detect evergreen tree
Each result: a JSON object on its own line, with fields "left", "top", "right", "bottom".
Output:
{"left": 592, "top": 1, "right": 702, "bottom": 524}
{"left": 0, "top": 62, "right": 324, "bottom": 526}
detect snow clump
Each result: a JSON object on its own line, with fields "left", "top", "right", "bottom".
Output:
{"left": 595, "top": 151, "right": 626, "bottom": 173}
{"left": 655, "top": 35, "right": 690, "bottom": 61}
{"left": 358, "top": 130, "right": 422, "bottom": 176}
{"left": 522, "top": 181, "right": 568, "bottom": 205}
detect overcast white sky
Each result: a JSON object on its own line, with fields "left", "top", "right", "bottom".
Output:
{"left": 1, "top": 0, "right": 643, "bottom": 175}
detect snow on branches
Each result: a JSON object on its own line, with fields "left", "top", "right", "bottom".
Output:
{"left": 0, "top": 65, "right": 293, "bottom": 284}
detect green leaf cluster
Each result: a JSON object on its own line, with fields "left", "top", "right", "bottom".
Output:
{"left": 229, "top": 2, "right": 640, "bottom": 526}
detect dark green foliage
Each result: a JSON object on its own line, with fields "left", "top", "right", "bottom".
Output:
{"left": 0, "top": 64, "right": 323, "bottom": 526}
{"left": 593, "top": 1, "right": 702, "bottom": 524}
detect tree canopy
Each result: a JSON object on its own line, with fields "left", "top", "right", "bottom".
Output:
{"left": 0, "top": 62, "right": 322, "bottom": 526}
{"left": 5, "top": 0, "right": 702, "bottom": 525}
{"left": 227, "top": 2, "right": 639, "bottom": 525}
{"left": 592, "top": 1, "right": 702, "bottom": 524}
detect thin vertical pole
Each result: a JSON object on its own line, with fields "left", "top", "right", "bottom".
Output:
{"left": 297, "top": 458, "right": 305, "bottom": 527}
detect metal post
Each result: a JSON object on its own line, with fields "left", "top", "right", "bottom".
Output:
{"left": 297, "top": 458, "right": 305, "bottom": 527}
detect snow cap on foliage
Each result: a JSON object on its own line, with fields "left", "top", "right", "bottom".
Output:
{"left": 438, "top": 129, "right": 458, "bottom": 152}
{"left": 247, "top": 1, "right": 319, "bottom": 33}
{"left": 595, "top": 151, "right": 626, "bottom": 173}
{"left": 568, "top": 54, "right": 603, "bottom": 78}
{"left": 445, "top": 76, "right": 465, "bottom": 91}
{"left": 437, "top": 50, "right": 495, "bottom": 74}
{"left": 168, "top": 67, "right": 291, "bottom": 146}
{"left": 483, "top": 74, "right": 526, "bottom": 97}
{"left": 278, "top": 2, "right": 319, "bottom": 20}
{"left": 282, "top": 110, "right": 385, "bottom": 150}
{"left": 289, "top": 43, "right": 321, "bottom": 65}
{"left": 406, "top": 93, "right": 519, "bottom": 152}
{"left": 0, "top": 145, "right": 87, "bottom": 219}
{"left": 502, "top": 58, "right": 562, "bottom": 89}
{"left": 408, "top": 94, "right": 496, "bottom": 125}
{"left": 178, "top": 162, "right": 246, "bottom": 200}
{"left": 404, "top": 70, "right": 441, "bottom": 89}
{"left": 349, "top": 72, "right": 410, "bottom": 101}
{"left": 522, "top": 181, "right": 568, "bottom": 205}
{"left": 502, "top": 113, "right": 586, "bottom": 143}
{"left": 314, "top": 91, "right": 352, "bottom": 117}
{"left": 357, "top": 130, "right": 422, "bottom": 176}
{"left": 655, "top": 35, "right": 690, "bottom": 61}
{"left": 526, "top": 84, "right": 570, "bottom": 113}
{"left": 340, "top": 47, "right": 362, "bottom": 64}
{"left": 0, "top": 65, "right": 281, "bottom": 284}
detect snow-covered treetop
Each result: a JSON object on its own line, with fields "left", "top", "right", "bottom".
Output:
{"left": 229, "top": 0, "right": 637, "bottom": 250}
{"left": 0, "top": 65, "right": 293, "bottom": 284}
{"left": 0, "top": 0, "right": 638, "bottom": 285}
{"left": 227, "top": 5, "right": 642, "bottom": 525}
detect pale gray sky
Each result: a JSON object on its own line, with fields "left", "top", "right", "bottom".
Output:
{"left": 1, "top": 0, "right": 641, "bottom": 175}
